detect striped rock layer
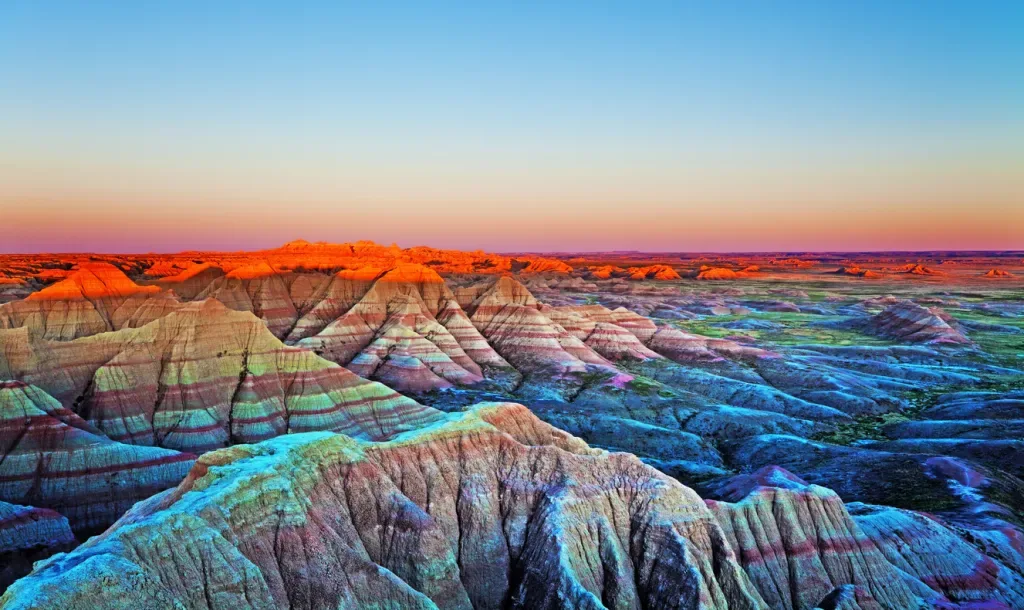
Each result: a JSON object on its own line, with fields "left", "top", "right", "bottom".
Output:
{"left": 0, "top": 403, "right": 768, "bottom": 610}
{"left": 164, "top": 262, "right": 381, "bottom": 341}
{"left": 296, "top": 264, "right": 511, "bottom": 392}
{"left": 860, "top": 299, "right": 971, "bottom": 345}
{"left": 0, "top": 300, "right": 441, "bottom": 455}
{"left": 850, "top": 503, "right": 1024, "bottom": 608}
{"left": 457, "top": 278, "right": 775, "bottom": 393}
{"left": 194, "top": 262, "right": 311, "bottom": 339}
{"left": 150, "top": 263, "right": 227, "bottom": 300}
{"left": 541, "top": 305, "right": 662, "bottom": 361}
{"left": 0, "top": 501, "right": 73, "bottom": 555}
{"left": 706, "top": 466, "right": 1024, "bottom": 610}
{"left": 0, "top": 381, "right": 194, "bottom": 532}
{"left": 541, "top": 303, "right": 773, "bottom": 364}
{"left": 0, "top": 263, "right": 181, "bottom": 341}
{"left": 150, "top": 261, "right": 513, "bottom": 392}
{"left": 706, "top": 467, "right": 920, "bottom": 610}
{"left": 461, "top": 277, "right": 616, "bottom": 377}
{"left": 0, "top": 501, "right": 75, "bottom": 592}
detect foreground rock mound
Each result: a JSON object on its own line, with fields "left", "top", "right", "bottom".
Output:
{"left": 850, "top": 503, "right": 1024, "bottom": 608}
{"left": 707, "top": 467, "right": 921, "bottom": 610}
{"left": 1, "top": 403, "right": 767, "bottom": 610}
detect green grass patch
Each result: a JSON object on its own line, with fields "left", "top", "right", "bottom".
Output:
{"left": 813, "top": 378, "right": 1024, "bottom": 447}
{"left": 812, "top": 412, "right": 914, "bottom": 445}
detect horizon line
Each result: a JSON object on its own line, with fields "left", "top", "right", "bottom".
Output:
{"left": 3, "top": 246, "right": 1023, "bottom": 257}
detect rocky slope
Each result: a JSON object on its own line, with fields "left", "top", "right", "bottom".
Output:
{"left": 0, "top": 404, "right": 769, "bottom": 610}
{"left": 460, "top": 276, "right": 617, "bottom": 379}
{"left": 1, "top": 300, "right": 438, "bottom": 454}
{"left": 0, "top": 263, "right": 181, "bottom": 340}
{"left": 295, "top": 265, "right": 512, "bottom": 392}
{"left": 851, "top": 502, "right": 1024, "bottom": 608}
{"left": 8, "top": 406, "right": 1016, "bottom": 609}
{"left": 706, "top": 467, "right": 919, "bottom": 610}
{"left": 0, "top": 381, "right": 194, "bottom": 531}
{"left": 0, "top": 501, "right": 75, "bottom": 591}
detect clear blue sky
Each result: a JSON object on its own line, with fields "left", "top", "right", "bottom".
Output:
{"left": 2, "top": 1, "right": 1022, "bottom": 252}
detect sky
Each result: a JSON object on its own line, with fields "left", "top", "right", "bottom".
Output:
{"left": 1, "top": 1, "right": 1022, "bottom": 253}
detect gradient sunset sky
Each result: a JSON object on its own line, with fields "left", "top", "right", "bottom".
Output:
{"left": 2, "top": 1, "right": 1022, "bottom": 253}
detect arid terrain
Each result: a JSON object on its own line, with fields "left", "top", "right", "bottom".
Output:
{"left": 1, "top": 240, "right": 1023, "bottom": 609}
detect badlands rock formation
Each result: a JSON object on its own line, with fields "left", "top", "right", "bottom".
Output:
{"left": 0, "top": 263, "right": 181, "bottom": 340}
{"left": 706, "top": 467, "right": 918, "bottom": 610}
{"left": 897, "top": 264, "right": 945, "bottom": 276}
{"left": 240, "top": 239, "right": 569, "bottom": 277}
{"left": 0, "top": 501, "right": 75, "bottom": 590}
{"left": 1, "top": 245, "right": 1022, "bottom": 605}
{"left": 696, "top": 267, "right": 739, "bottom": 281}
{"left": 0, "top": 502, "right": 73, "bottom": 556}
{"left": 0, "top": 404, "right": 769, "bottom": 610}
{"left": 295, "top": 265, "right": 512, "bottom": 392}
{"left": 519, "top": 259, "right": 573, "bottom": 274}
{"left": 627, "top": 265, "right": 682, "bottom": 281}
{"left": 858, "top": 299, "right": 971, "bottom": 345}
{"left": 832, "top": 266, "right": 882, "bottom": 278}
{"left": 541, "top": 305, "right": 663, "bottom": 361}
{"left": 586, "top": 265, "right": 624, "bottom": 279}
{"left": 0, "top": 381, "right": 194, "bottom": 531}
{"left": 460, "top": 276, "right": 616, "bottom": 378}
{"left": 850, "top": 503, "right": 1024, "bottom": 608}
{"left": 149, "top": 263, "right": 227, "bottom": 299}
{"left": 1, "top": 301, "right": 438, "bottom": 454}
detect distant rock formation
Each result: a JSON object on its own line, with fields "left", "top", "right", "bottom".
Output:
{"left": 586, "top": 265, "right": 624, "bottom": 279}
{"left": 859, "top": 299, "right": 971, "bottom": 345}
{"left": 833, "top": 266, "right": 882, "bottom": 278}
{"left": 895, "top": 263, "right": 945, "bottom": 276}
{"left": 769, "top": 258, "right": 816, "bottom": 268}
{"left": 541, "top": 304, "right": 663, "bottom": 361}
{"left": 295, "top": 264, "right": 512, "bottom": 392}
{"left": 695, "top": 265, "right": 760, "bottom": 280}
{"left": 148, "top": 263, "right": 227, "bottom": 299}
{"left": 626, "top": 264, "right": 681, "bottom": 280}
{"left": 696, "top": 267, "right": 738, "bottom": 280}
{"left": 0, "top": 263, "right": 181, "bottom": 340}
{"left": 518, "top": 259, "right": 573, "bottom": 274}
{"left": 462, "top": 277, "right": 615, "bottom": 377}
{"left": 983, "top": 268, "right": 1015, "bottom": 278}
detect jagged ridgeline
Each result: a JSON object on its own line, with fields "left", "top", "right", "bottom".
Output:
{"left": 0, "top": 243, "right": 1022, "bottom": 609}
